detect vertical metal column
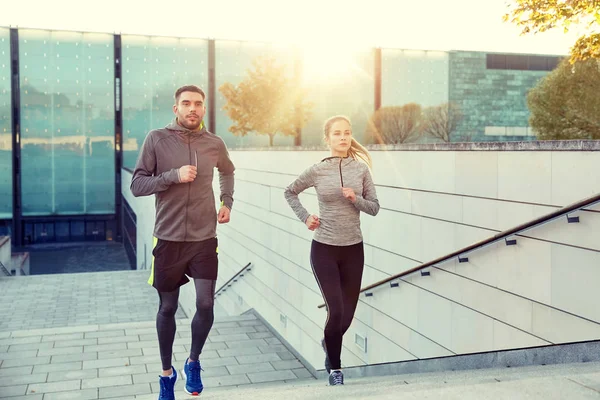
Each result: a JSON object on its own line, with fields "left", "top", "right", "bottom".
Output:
{"left": 374, "top": 47, "right": 382, "bottom": 112}
{"left": 208, "top": 39, "right": 216, "bottom": 134}
{"left": 113, "top": 34, "right": 123, "bottom": 242}
{"left": 10, "top": 28, "right": 22, "bottom": 247}
{"left": 294, "top": 46, "right": 303, "bottom": 146}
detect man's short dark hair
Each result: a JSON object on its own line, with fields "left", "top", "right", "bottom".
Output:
{"left": 174, "top": 85, "right": 206, "bottom": 104}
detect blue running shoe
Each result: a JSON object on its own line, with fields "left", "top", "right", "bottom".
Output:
{"left": 158, "top": 367, "right": 177, "bottom": 400}
{"left": 182, "top": 358, "right": 203, "bottom": 395}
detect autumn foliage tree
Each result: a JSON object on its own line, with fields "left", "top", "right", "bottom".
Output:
{"left": 504, "top": 0, "right": 600, "bottom": 62}
{"left": 367, "top": 104, "right": 422, "bottom": 144}
{"left": 219, "top": 56, "right": 313, "bottom": 146}
{"left": 420, "top": 102, "right": 463, "bottom": 142}
{"left": 528, "top": 58, "right": 600, "bottom": 139}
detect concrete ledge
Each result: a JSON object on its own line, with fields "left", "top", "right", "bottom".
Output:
{"left": 320, "top": 340, "right": 600, "bottom": 380}
{"left": 230, "top": 140, "right": 600, "bottom": 152}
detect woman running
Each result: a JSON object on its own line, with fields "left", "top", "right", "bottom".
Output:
{"left": 284, "top": 115, "right": 380, "bottom": 386}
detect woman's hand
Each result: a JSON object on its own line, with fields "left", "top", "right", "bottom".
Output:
{"left": 342, "top": 187, "right": 356, "bottom": 203}
{"left": 305, "top": 215, "right": 320, "bottom": 231}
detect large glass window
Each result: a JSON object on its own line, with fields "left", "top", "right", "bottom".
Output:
{"left": 0, "top": 28, "right": 11, "bottom": 219}
{"left": 215, "top": 40, "right": 296, "bottom": 147}
{"left": 382, "top": 49, "right": 449, "bottom": 108}
{"left": 19, "top": 29, "right": 115, "bottom": 216}
{"left": 300, "top": 47, "right": 374, "bottom": 145}
{"left": 122, "top": 36, "right": 209, "bottom": 170}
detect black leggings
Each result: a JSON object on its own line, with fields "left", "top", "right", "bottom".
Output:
{"left": 156, "top": 279, "right": 216, "bottom": 371}
{"left": 310, "top": 240, "right": 364, "bottom": 371}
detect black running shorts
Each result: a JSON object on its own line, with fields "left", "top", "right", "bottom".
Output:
{"left": 148, "top": 237, "right": 218, "bottom": 292}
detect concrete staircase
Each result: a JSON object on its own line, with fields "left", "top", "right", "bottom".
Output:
{"left": 202, "top": 361, "right": 600, "bottom": 400}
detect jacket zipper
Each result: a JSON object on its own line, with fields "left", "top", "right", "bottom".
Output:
{"left": 339, "top": 158, "right": 344, "bottom": 187}
{"left": 185, "top": 136, "right": 191, "bottom": 241}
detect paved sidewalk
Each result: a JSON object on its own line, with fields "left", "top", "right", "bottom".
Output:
{"left": 0, "top": 271, "right": 186, "bottom": 332}
{"left": 0, "top": 271, "right": 314, "bottom": 399}
{"left": 0, "top": 313, "right": 314, "bottom": 399}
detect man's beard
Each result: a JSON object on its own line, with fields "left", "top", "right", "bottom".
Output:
{"left": 178, "top": 115, "right": 201, "bottom": 130}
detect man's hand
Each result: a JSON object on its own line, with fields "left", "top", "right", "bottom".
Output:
{"left": 305, "top": 215, "right": 320, "bottom": 231}
{"left": 342, "top": 187, "right": 356, "bottom": 203}
{"left": 178, "top": 165, "right": 197, "bottom": 183}
{"left": 218, "top": 206, "right": 231, "bottom": 224}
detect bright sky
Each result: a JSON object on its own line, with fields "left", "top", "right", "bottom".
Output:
{"left": 1, "top": 0, "right": 580, "bottom": 55}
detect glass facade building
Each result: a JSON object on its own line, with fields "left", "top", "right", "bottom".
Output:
{"left": 0, "top": 26, "right": 561, "bottom": 246}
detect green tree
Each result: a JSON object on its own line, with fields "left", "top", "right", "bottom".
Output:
{"left": 504, "top": 0, "right": 600, "bottom": 62}
{"left": 219, "top": 56, "right": 313, "bottom": 146}
{"left": 367, "top": 104, "right": 422, "bottom": 144}
{"left": 528, "top": 58, "right": 600, "bottom": 139}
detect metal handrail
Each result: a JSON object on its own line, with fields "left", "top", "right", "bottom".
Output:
{"left": 0, "top": 261, "right": 11, "bottom": 277}
{"left": 318, "top": 192, "right": 600, "bottom": 308}
{"left": 214, "top": 262, "right": 252, "bottom": 298}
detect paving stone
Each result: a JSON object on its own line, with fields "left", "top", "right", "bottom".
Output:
{"left": 7, "top": 342, "right": 55, "bottom": 352}
{"left": 0, "top": 350, "right": 38, "bottom": 360}
{"left": 247, "top": 332, "right": 274, "bottom": 340}
{"left": 264, "top": 338, "right": 282, "bottom": 346}
{"left": 39, "top": 347, "right": 84, "bottom": 357}
{"left": 47, "top": 368, "right": 98, "bottom": 382}
{"left": 0, "top": 366, "right": 33, "bottom": 377}
{"left": 82, "top": 374, "right": 133, "bottom": 389}
{"left": 0, "top": 373, "right": 48, "bottom": 387}
{"left": 277, "top": 351, "right": 297, "bottom": 360}
{"left": 52, "top": 353, "right": 98, "bottom": 364}
{"left": 42, "top": 388, "right": 99, "bottom": 400}
{"left": 200, "top": 357, "right": 239, "bottom": 368}
{"left": 141, "top": 346, "right": 185, "bottom": 356}
{"left": 98, "top": 364, "right": 147, "bottom": 378}
{"left": 128, "top": 355, "right": 160, "bottom": 366}
{"left": 211, "top": 322, "right": 240, "bottom": 330}
{"left": 226, "top": 362, "right": 275, "bottom": 375}
{"left": 2, "top": 356, "right": 51, "bottom": 368}
{"left": 238, "top": 320, "right": 264, "bottom": 327}
{"left": 270, "top": 359, "right": 304, "bottom": 370}
{"left": 247, "top": 369, "right": 297, "bottom": 384}
{"left": 292, "top": 368, "right": 314, "bottom": 379}
{"left": 27, "top": 379, "right": 81, "bottom": 394}
{"left": 124, "top": 328, "right": 156, "bottom": 336}
{"left": 200, "top": 342, "right": 228, "bottom": 351}
{"left": 84, "top": 343, "right": 128, "bottom": 353}
{"left": 208, "top": 334, "right": 249, "bottom": 343}
{"left": 203, "top": 373, "right": 250, "bottom": 387}
{"left": 224, "top": 339, "right": 268, "bottom": 349}
{"left": 0, "top": 394, "right": 43, "bottom": 400}
{"left": 200, "top": 366, "right": 230, "bottom": 378}
{"left": 132, "top": 372, "right": 159, "bottom": 384}
{"left": 236, "top": 353, "right": 281, "bottom": 365}
{"left": 97, "top": 336, "right": 140, "bottom": 345}
{"left": 11, "top": 326, "right": 98, "bottom": 338}
{"left": 42, "top": 334, "right": 85, "bottom": 343}
{"left": 98, "top": 349, "right": 143, "bottom": 360}
{"left": 216, "top": 326, "right": 257, "bottom": 335}
{"left": 126, "top": 341, "right": 157, "bottom": 350}
{"left": 258, "top": 344, "right": 289, "bottom": 353}
{"left": 83, "top": 358, "right": 130, "bottom": 370}
{"left": 53, "top": 339, "right": 98, "bottom": 348}
{"left": 98, "top": 383, "right": 151, "bottom": 399}
{"left": 0, "top": 384, "right": 27, "bottom": 397}
{"left": 84, "top": 331, "right": 125, "bottom": 339}
{"left": 217, "top": 346, "right": 262, "bottom": 358}
{"left": 33, "top": 362, "right": 82, "bottom": 374}
{"left": 0, "top": 337, "right": 42, "bottom": 346}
